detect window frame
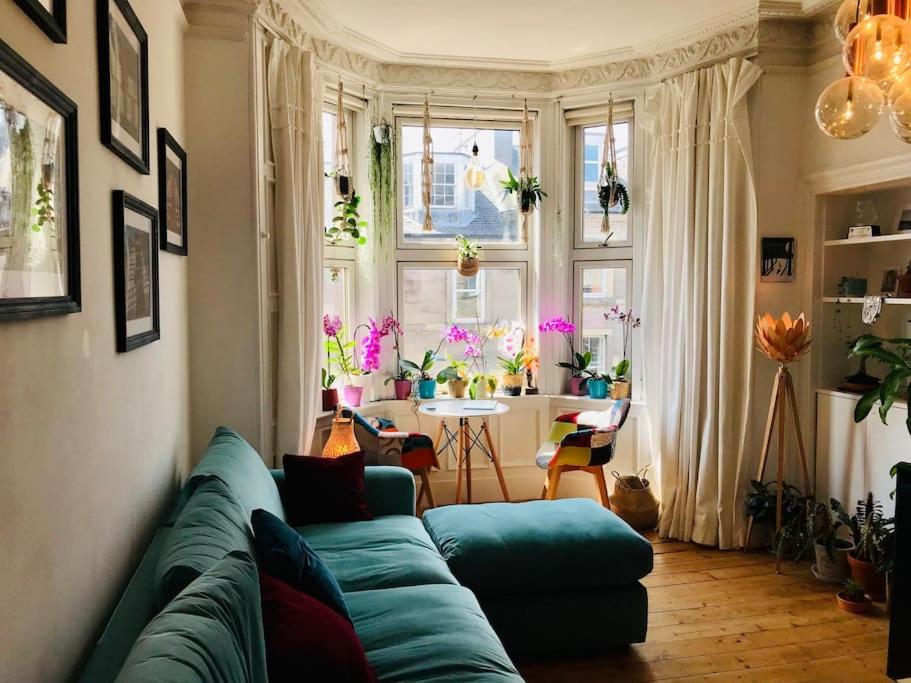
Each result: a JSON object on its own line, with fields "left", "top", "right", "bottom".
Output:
{"left": 450, "top": 271, "right": 487, "bottom": 323}
{"left": 572, "top": 259, "right": 634, "bottom": 380}
{"left": 572, "top": 116, "right": 634, "bottom": 251}
{"left": 323, "top": 105, "right": 358, "bottom": 252}
{"left": 323, "top": 258, "right": 357, "bottom": 328}
{"left": 394, "top": 116, "right": 529, "bottom": 252}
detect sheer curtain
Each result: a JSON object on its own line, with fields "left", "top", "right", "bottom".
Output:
{"left": 642, "top": 56, "right": 762, "bottom": 549}
{"left": 267, "top": 40, "right": 324, "bottom": 459}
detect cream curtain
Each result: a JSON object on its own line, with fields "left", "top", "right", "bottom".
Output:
{"left": 642, "top": 56, "right": 761, "bottom": 549}
{"left": 267, "top": 41, "right": 324, "bottom": 459}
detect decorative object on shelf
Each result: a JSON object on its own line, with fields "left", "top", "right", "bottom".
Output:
{"left": 604, "top": 306, "right": 641, "bottom": 399}
{"left": 463, "top": 96, "right": 486, "bottom": 190}
{"left": 523, "top": 334, "right": 540, "bottom": 396}
{"left": 852, "top": 199, "right": 880, "bottom": 235}
{"left": 368, "top": 112, "right": 394, "bottom": 255}
{"left": 837, "top": 578, "right": 874, "bottom": 613}
{"left": 500, "top": 99, "right": 544, "bottom": 243}
{"left": 322, "top": 407, "right": 360, "bottom": 458}
{"left": 436, "top": 355, "right": 469, "bottom": 398}
{"left": 597, "top": 96, "right": 629, "bottom": 244}
{"left": 157, "top": 129, "right": 188, "bottom": 255}
{"left": 112, "top": 191, "right": 160, "bottom": 352}
{"left": 745, "top": 313, "right": 814, "bottom": 566}
{"left": 539, "top": 316, "right": 587, "bottom": 394}
{"left": 897, "top": 261, "right": 911, "bottom": 296}
{"left": 862, "top": 294, "right": 883, "bottom": 323}
{"left": 455, "top": 234, "right": 480, "bottom": 276}
{"left": 881, "top": 266, "right": 900, "bottom": 295}
{"left": 838, "top": 337, "right": 881, "bottom": 392}
{"left": 498, "top": 351, "right": 528, "bottom": 396}
{"left": 818, "top": 0, "right": 911, "bottom": 143}
{"left": 13, "top": 0, "right": 66, "bottom": 43}
{"left": 848, "top": 225, "right": 881, "bottom": 238}
{"left": 0, "top": 37, "right": 80, "bottom": 321}
{"left": 897, "top": 207, "right": 911, "bottom": 231}
{"left": 838, "top": 276, "right": 868, "bottom": 297}
{"left": 421, "top": 95, "right": 434, "bottom": 233}
{"left": 98, "top": 0, "right": 150, "bottom": 173}
{"left": 834, "top": 493, "right": 894, "bottom": 601}
{"left": 760, "top": 237, "right": 795, "bottom": 283}
{"left": 610, "top": 466, "right": 660, "bottom": 531}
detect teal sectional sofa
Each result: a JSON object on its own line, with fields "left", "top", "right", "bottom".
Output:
{"left": 79, "top": 427, "right": 522, "bottom": 682}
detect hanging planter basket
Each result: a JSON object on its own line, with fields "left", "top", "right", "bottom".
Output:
{"left": 458, "top": 255, "right": 480, "bottom": 277}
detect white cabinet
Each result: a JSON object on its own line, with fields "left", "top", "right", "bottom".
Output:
{"left": 815, "top": 389, "right": 905, "bottom": 515}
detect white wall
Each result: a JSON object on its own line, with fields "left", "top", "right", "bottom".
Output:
{"left": 0, "top": 2, "right": 190, "bottom": 681}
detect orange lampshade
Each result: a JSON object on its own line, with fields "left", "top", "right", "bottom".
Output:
{"left": 322, "top": 412, "right": 360, "bottom": 458}
{"left": 755, "top": 312, "right": 812, "bottom": 365}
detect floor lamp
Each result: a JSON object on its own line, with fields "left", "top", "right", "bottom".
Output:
{"left": 744, "top": 313, "right": 813, "bottom": 569}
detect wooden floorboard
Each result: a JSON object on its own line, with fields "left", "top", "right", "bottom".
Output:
{"left": 518, "top": 533, "right": 891, "bottom": 682}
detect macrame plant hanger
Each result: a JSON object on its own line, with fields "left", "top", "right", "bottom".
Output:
{"left": 519, "top": 99, "right": 533, "bottom": 243}
{"left": 420, "top": 95, "right": 435, "bottom": 233}
{"left": 335, "top": 80, "right": 354, "bottom": 202}
{"left": 598, "top": 95, "right": 619, "bottom": 240}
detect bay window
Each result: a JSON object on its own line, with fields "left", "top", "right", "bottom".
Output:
{"left": 575, "top": 119, "right": 631, "bottom": 247}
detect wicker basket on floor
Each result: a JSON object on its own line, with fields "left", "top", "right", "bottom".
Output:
{"left": 611, "top": 467, "right": 659, "bottom": 530}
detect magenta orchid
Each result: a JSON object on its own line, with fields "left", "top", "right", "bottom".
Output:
{"left": 360, "top": 318, "right": 384, "bottom": 373}
{"left": 539, "top": 316, "right": 576, "bottom": 335}
{"left": 322, "top": 314, "right": 342, "bottom": 338}
{"left": 539, "top": 315, "right": 585, "bottom": 376}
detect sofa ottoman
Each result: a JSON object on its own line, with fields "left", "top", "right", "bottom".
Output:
{"left": 422, "top": 498, "right": 654, "bottom": 658}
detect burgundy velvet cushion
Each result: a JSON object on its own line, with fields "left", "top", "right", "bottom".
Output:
{"left": 282, "top": 452, "right": 373, "bottom": 525}
{"left": 259, "top": 572, "right": 378, "bottom": 683}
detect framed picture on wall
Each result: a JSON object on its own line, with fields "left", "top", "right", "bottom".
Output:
{"left": 113, "top": 191, "right": 159, "bottom": 352}
{"left": 760, "top": 237, "right": 795, "bottom": 283}
{"left": 157, "top": 129, "right": 188, "bottom": 255}
{"left": 0, "top": 37, "right": 81, "bottom": 321}
{"left": 13, "top": 0, "right": 67, "bottom": 43}
{"left": 97, "top": 0, "right": 149, "bottom": 174}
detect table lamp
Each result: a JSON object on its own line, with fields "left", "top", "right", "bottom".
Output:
{"left": 322, "top": 407, "right": 360, "bottom": 458}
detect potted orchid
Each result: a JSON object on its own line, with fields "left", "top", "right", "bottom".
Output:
{"left": 321, "top": 314, "right": 342, "bottom": 410}
{"left": 378, "top": 314, "right": 413, "bottom": 400}
{"left": 539, "top": 317, "right": 588, "bottom": 395}
{"left": 323, "top": 316, "right": 362, "bottom": 407}
{"left": 498, "top": 350, "right": 528, "bottom": 396}
{"left": 604, "top": 306, "right": 640, "bottom": 399}
{"left": 437, "top": 355, "right": 470, "bottom": 398}
{"left": 401, "top": 350, "right": 438, "bottom": 399}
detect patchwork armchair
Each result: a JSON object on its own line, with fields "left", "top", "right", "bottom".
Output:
{"left": 350, "top": 411, "right": 440, "bottom": 509}
{"left": 535, "top": 399, "right": 631, "bottom": 508}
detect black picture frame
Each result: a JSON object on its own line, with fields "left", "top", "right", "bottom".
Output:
{"left": 97, "top": 0, "right": 149, "bottom": 174}
{"left": 157, "top": 128, "right": 188, "bottom": 255}
{"left": 13, "top": 0, "right": 67, "bottom": 43}
{"left": 760, "top": 237, "right": 795, "bottom": 283}
{"left": 113, "top": 191, "right": 159, "bottom": 352}
{"left": 0, "top": 37, "right": 80, "bottom": 321}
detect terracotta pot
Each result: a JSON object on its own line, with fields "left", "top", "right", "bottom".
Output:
{"left": 342, "top": 384, "right": 364, "bottom": 408}
{"left": 611, "top": 379, "right": 631, "bottom": 399}
{"left": 814, "top": 541, "right": 853, "bottom": 582}
{"left": 321, "top": 388, "right": 339, "bottom": 412}
{"left": 502, "top": 373, "right": 524, "bottom": 396}
{"left": 836, "top": 591, "right": 873, "bottom": 614}
{"left": 448, "top": 379, "right": 467, "bottom": 398}
{"left": 848, "top": 554, "right": 887, "bottom": 601}
{"left": 568, "top": 376, "right": 587, "bottom": 396}
{"left": 393, "top": 379, "right": 412, "bottom": 400}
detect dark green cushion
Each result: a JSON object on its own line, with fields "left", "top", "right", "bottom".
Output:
{"left": 296, "top": 516, "right": 457, "bottom": 593}
{"left": 115, "top": 550, "right": 267, "bottom": 683}
{"left": 180, "top": 426, "right": 286, "bottom": 522}
{"left": 422, "top": 499, "right": 653, "bottom": 596}
{"left": 347, "top": 584, "right": 522, "bottom": 682}
{"left": 156, "top": 477, "right": 254, "bottom": 605}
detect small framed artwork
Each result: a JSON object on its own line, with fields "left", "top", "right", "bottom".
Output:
{"left": 113, "top": 191, "right": 159, "bottom": 352}
{"left": 13, "top": 0, "right": 67, "bottom": 43}
{"left": 97, "top": 0, "right": 149, "bottom": 174}
{"left": 881, "top": 266, "right": 901, "bottom": 296}
{"left": 0, "top": 37, "right": 80, "bottom": 321}
{"left": 760, "top": 237, "right": 795, "bottom": 283}
{"left": 157, "top": 129, "right": 188, "bottom": 255}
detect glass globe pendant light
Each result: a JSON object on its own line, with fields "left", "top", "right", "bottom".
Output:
{"left": 843, "top": 13, "right": 911, "bottom": 91}
{"left": 888, "top": 67, "right": 911, "bottom": 140}
{"left": 815, "top": 75, "right": 884, "bottom": 139}
{"left": 835, "top": 0, "right": 872, "bottom": 42}
{"left": 463, "top": 95, "right": 486, "bottom": 190}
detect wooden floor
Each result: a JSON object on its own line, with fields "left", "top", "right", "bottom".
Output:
{"left": 519, "top": 533, "right": 891, "bottom": 682}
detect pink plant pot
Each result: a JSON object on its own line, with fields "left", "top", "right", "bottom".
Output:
{"left": 568, "top": 376, "right": 588, "bottom": 396}
{"left": 343, "top": 384, "right": 364, "bottom": 407}
{"left": 394, "top": 379, "right": 412, "bottom": 400}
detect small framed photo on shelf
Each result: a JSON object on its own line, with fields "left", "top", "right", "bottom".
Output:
{"left": 848, "top": 225, "right": 881, "bottom": 239}
{"left": 881, "top": 266, "right": 901, "bottom": 296}
{"left": 760, "top": 237, "right": 795, "bottom": 282}
{"left": 113, "top": 191, "right": 159, "bottom": 352}
{"left": 157, "top": 129, "right": 188, "bottom": 255}
{"left": 897, "top": 208, "right": 911, "bottom": 232}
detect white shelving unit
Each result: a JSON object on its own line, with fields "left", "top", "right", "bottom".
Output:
{"left": 823, "top": 232, "right": 911, "bottom": 247}
{"left": 821, "top": 296, "right": 911, "bottom": 304}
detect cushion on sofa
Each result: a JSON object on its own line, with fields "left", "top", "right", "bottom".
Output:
{"left": 295, "top": 515, "right": 457, "bottom": 593}
{"left": 259, "top": 572, "right": 377, "bottom": 683}
{"left": 115, "top": 551, "right": 267, "bottom": 683}
{"left": 422, "top": 498, "right": 654, "bottom": 596}
{"left": 282, "top": 453, "right": 373, "bottom": 525}
{"left": 347, "top": 584, "right": 522, "bottom": 683}
{"left": 156, "top": 477, "right": 254, "bottom": 605}
{"left": 251, "top": 508, "right": 351, "bottom": 622}
{"left": 180, "top": 426, "right": 286, "bottom": 522}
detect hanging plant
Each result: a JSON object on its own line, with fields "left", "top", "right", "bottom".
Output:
{"left": 368, "top": 121, "right": 395, "bottom": 256}
{"left": 326, "top": 189, "right": 367, "bottom": 246}
{"left": 598, "top": 163, "right": 629, "bottom": 233}
{"left": 501, "top": 168, "right": 547, "bottom": 213}
{"left": 455, "top": 234, "right": 481, "bottom": 276}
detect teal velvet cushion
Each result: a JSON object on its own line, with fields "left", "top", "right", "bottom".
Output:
{"left": 178, "top": 426, "right": 286, "bottom": 522}
{"left": 295, "top": 516, "right": 457, "bottom": 593}
{"left": 156, "top": 477, "right": 254, "bottom": 605}
{"left": 347, "top": 584, "right": 522, "bottom": 682}
{"left": 422, "top": 498, "right": 654, "bottom": 596}
{"left": 115, "top": 550, "right": 268, "bottom": 683}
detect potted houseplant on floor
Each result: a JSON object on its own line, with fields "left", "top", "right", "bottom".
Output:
{"left": 772, "top": 495, "right": 815, "bottom": 567}
{"left": 809, "top": 499, "right": 854, "bottom": 582}
{"left": 604, "top": 306, "right": 640, "bottom": 399}
{"left": 837, "top": 578, "right": 873, "bottom": 614}
{"left": 744, "top": 479, "right": 805, "bottom": 550}
{"left": 455, "top": 234, "right": 481, "bottom": 277}
{"left": 498, "top": 350, "right": 528, "bottom": 396}
{"left": 539, "top": 317, "right": 588, "bottom": 395}
{"left": 401, "top": 350, "right": 438, "bottom": 400}
{"left": 437, "top": 355, "right": 469, "bottom": 398}
{"left": 835, "top": 493, "right": 893, "bottom": 601}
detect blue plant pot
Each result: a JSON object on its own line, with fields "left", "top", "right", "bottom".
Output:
{"left": 587, "top": 378, "right": 608, "bottom": 399}
{"left": 418, "top": 379, "right": 437, "bottom": 399}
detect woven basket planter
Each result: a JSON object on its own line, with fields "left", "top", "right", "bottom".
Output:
{"left": 611, "top": 471, "right": 659, "bottom": 530}
{"left": 458, "top": 256, "right": 480, "bottom": 277}
{"left": 610, "top": 379, "right": 631, "bottom": 399}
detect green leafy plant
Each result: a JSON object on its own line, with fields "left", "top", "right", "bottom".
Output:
{"left": 31, "top": 180, "right": 54, "bottom": 233}
{"left": 850, "top": 335, "right": 911, "bottom": 433}
{"left": 324, "top": 332, "right": 358, "bottom": 384}
{"left": 454, "top": 234, "right": 481, "bottom": 260}
{"left": 612, "top": 358, "right": 631, "bottom": 380}
{"left": 498, "top": 350, "right": 528, "bottom": 375}
{"left": 833, "top": 493, "right": 894, "bottom": 572}
{"left": 469, "top": 374, "right": 497, "bottom": 399}
{"left": 368, "top": 126, "right": 395, "bottom": 256}
{"left": 500, "top": 168, "right": 547, "bottom": 213}
{"left": 556, "top": 350, "right": 593, "bottom": 378}
{"left": 808, "top": 499, "right": 850, "bottom": 562}
{"left": 841, "top": 578, "right": 867, "bottom": 602}
{"left": 325, "top": 178, "right": 367, "bottom": 246}
{"left": 436, "top": 355, "right": 468, "bottom": 384}
{"left": 598, "top": 163, "right": 630, "bottom": 216}
{"left": 320, "top": 367, "right": 336, "bottom": 391}
{"left": 400, "top": 350, "right": 437, "bottom": 381}
{"left": 744, "top": 479, "right": 805, "bottom": 528}
{"left": 772, "top": 495, "right": 817, "bottom": 564}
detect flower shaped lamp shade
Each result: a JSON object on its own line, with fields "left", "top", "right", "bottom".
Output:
{"left": 322, "top": 410, "right": 360, "bottom": 458}
{"left": 754, "top": 312, "right": 812, "bottom": 365}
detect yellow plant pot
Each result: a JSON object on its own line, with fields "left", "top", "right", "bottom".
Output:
{"left": 502, "top": 373, "right": 523, "bottom": 396}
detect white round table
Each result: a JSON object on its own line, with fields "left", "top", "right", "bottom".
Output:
{"left": 419, "top": 399, "right": 510, "bottom": 504}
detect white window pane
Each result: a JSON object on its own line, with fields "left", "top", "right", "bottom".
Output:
{"left": 323, "top": 266, "right": 347, "bottom": 321}
{"left": 401, "top": 125, "right": 521, "bottom": 244}
{"left": 581, "top": 122, "right": 630, "bottom": 244}
{"left": 580, "top": 265, "right": 628, "bottom": 375}
{"left": 401, "top": 267, "right": 522, "bottom": 375}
